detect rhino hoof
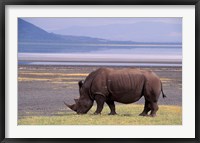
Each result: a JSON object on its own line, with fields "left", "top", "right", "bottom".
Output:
{"left": 139, "top": 113, "right": 148, "bottom": 116}
{"left": 148, "top": 114, "right": 157, "bottom": 117}
{"left": 108, "top": 112, "right": 117, "bottom": 115}
{"left": 94, "top": 112, "right": 101, "bottom": 115}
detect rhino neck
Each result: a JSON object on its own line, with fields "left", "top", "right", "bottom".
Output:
{"left": 84, "top": 71, "right": 98, "bottom": 101}
{"left": 88, "top": 88, "right": 95, "bottom": 100}
{"left": 86, "top": 68, "right": 108, "bottom": 100}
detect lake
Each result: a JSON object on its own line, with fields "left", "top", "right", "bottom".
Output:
{"left": 18, "top": 43, "right": 182, "bottom": 67}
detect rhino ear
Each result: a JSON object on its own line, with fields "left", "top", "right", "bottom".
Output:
{"left": 78, "top": 80, "right": 84, "bottom": 88}
{"left": 74, "top": 98, "right": 79, "bottom": 104}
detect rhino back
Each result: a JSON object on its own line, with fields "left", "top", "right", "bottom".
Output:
{"left": 107, "top": 69, "right": 145, "bottom": 94}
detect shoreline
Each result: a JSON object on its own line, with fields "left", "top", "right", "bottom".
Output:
{"left": 18, "top": 61, "right": 182, "bottom": 67}
{"left": 18, "top": 64, "right": 182, "bottom": 67}
{"left": 18, "top": 53, "right": 182, "bottom": 63}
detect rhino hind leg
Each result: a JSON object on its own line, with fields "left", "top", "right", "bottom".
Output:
{"left": 141, "top": 87, "right": 160, "bottom": 117}
{"left": 94, "top": 94, "right": 106, "bottom": 115}
{"left": 139, "top": 100, "right": 151, "bottom": 116}
{"left": 148, "top": 102, "right": 159, "bottom": 117}
{"left": 106, "top": 100, "right": 117, "bottom": 115}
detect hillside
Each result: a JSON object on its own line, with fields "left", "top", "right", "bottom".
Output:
{"left": 18, "top": 18, "right": 64, "bottom": 42}
{"left": 18, "top": 18, "right": 132, "bottom": 44}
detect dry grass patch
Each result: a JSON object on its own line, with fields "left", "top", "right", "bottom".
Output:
{"left": 18, "top": 104, "right": 182, "bottom": 125}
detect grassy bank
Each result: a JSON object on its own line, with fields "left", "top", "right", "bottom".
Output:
{"left": 18, "top": 104, "right": 182, "bottom": 125}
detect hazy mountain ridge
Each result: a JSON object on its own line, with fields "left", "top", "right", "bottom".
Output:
{"left": 18, "top": 18, "right": 181, "bottom": 45}
{"left": 18, "top": 18, "right": 131, "bottom": 44}
{"left": 52, "top": 22, "right": 182, "bottom": 43}
{"left": 18, "top": 19, "right": 63, "bottom": 42}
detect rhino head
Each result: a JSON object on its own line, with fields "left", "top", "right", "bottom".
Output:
{"left": 64, "top": 80, "right": 94, "bottom": 114}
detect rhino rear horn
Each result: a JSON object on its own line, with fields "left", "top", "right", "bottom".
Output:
{"left": 74, "top": 99, "right": 79, "bottom": 104}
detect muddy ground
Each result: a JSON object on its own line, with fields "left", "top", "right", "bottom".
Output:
{"left": 18, "top": 65, "right": 182, "bottom": 118}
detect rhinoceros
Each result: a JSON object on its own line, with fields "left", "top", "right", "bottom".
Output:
{"left": 64, "top": 67, "right": 166, "bottom": 117}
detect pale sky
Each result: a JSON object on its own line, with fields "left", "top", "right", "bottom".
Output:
{"left": 22, "top": 17, "right": 181, "bottom": 31}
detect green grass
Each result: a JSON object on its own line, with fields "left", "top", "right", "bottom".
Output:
{"left": 18, "top": 104, "right": 182, "bottom": 125}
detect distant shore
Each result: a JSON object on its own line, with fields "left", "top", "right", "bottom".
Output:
{"left": 18, "top": 53, "right": 182, "bottom": 63}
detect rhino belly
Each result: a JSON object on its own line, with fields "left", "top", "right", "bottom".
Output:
{"left": 109, "top": 91, "right": 142, "bottom": 104}
{"left": 107, "top": 74, "right": 144, "bottom": 104}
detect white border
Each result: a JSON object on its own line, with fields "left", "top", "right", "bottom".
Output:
{"left": 5, "top": 5, "right": 195, "bottom": 138}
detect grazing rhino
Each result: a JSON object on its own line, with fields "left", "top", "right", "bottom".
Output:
{"left": 64, "top": 67, "right": 166, "bottom": 117}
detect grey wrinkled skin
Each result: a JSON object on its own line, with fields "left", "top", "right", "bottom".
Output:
{"left": 65, "top": 67, "right": 166, "bottom": 117}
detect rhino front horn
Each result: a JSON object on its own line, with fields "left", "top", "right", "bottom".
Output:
{"left": 64, "top": 101, "right": 77, "bottom": 112}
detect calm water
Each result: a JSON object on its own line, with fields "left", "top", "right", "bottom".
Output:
{"left": 18, "top": 61, "right": 182, "bottom": 67}
{"left": 18, "top": 43, "right": 182, "bottom": 67}
{"left": 18, "top": 43, "right": 181, "bottom": 54}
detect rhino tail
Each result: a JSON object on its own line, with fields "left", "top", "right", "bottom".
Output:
{"left": 161, "top": 81, "right": 166, "bottom": 98}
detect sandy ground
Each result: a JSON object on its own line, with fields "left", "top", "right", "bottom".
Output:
{"left": 18, "top": 65, "right": 182, "bottom": 118}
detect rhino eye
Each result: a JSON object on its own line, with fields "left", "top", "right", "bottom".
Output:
{"left": 83, "top": 104, "right": 88, "bottom": 108}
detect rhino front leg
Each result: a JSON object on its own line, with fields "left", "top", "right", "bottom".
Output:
{"left": 94, "top": 94, "right": 106, "bottom": 115}
{"left": 106, "top": 100, "right": 117, "bottom": 115}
